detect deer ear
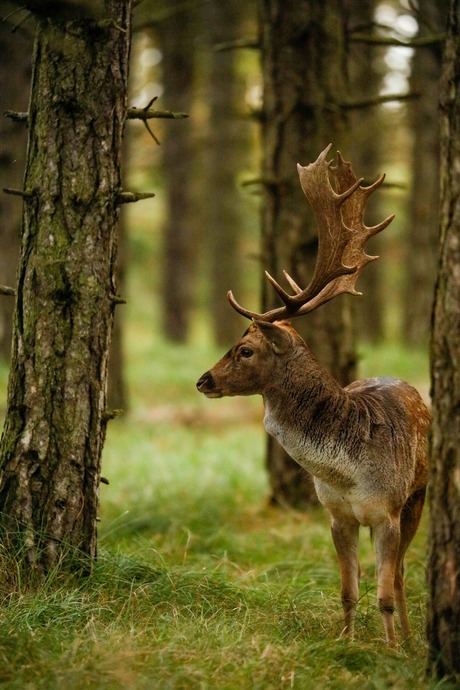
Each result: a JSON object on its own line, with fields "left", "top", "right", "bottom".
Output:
{"left": 253, "top": 320, "right": 292, "bottom": 354}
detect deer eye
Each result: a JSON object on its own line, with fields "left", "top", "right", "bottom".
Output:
{"left": 240, "top": 347, "right": 254, "bottom": 358}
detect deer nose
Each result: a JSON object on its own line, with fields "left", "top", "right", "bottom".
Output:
{"left": 196, "top": 371, "right": 215, "bottom": 392}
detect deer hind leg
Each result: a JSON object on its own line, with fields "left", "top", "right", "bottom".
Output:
{"left": 330, "top": 517, "right": 360, "bottom": 639}
{"left": 374, "top": 516, "right": 401, "bottom": 645}
{"left": 394, "top": 488, "right": 426, "bottom": 640}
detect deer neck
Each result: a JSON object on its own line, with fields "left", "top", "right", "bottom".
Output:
{"left": 262, "top": 351, "right": 353, "bottom": 486}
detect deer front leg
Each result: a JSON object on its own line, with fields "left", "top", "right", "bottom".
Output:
{"left": 330, "top": 517, "right": 360, "bottom": 639}
{"left": 373, "top": 516, "right": 401, "bottom": 646}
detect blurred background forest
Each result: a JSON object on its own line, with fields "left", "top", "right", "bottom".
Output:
{"left": 0, "top": 0, "right": 444, "bottom": 409}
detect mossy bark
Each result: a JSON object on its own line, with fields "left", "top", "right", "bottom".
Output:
{"left": 260, "top": 0, "right": 353, "bottom": 508}
{"left": 0, "top": 1, "right": 132, "bottom": 573}
{"left": 427, "top": 0, "right": 460, "bottom": 680}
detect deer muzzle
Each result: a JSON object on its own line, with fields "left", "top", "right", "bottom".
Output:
{"left": 196, "top": 371, "right": 222, "bottom": 398}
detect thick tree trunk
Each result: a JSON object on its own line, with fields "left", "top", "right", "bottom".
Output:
{"left": 347, "top": 0, "right": 385, "bottom": 343}
{"left": 202, "top": 0, "right": 254, "bottom": 347}
{"left": 0, "top": 1, "right": 132, "bottom": 574}
{"left": 260, "top": 0, "right": 353, "bottom": 508}
{"left": 427, "top": 0, "right": 460, "bottom": 681}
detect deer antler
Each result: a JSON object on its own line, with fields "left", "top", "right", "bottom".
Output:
{"left": 228, "top": 143, "right": 394, "bottom": 322}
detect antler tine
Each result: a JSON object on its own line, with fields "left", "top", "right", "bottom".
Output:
{"left": 226, "top": 145, "right": 393, "bottom": 324}
{"left": 227, "top": 290, "right": 260, "bottom": 321}
{"left": 361, "top": 171, "right": 386, "bottom": 195}
{"left": 367, "top": 212, "right": 395, "bottom": 238}
{"left": 264, "top": 271, "right": 297, "bottom": 305}
{"left": 335, "top": 176, "right": 364, "bottom": 205}
{"left": 355, "top": 171, "right": 395, "bottom": 238}
{"left": 227, "top": 290, "right": 287, "bottom": 323}
{"left": 282, "top": 270, "right": 302, "bottom": 294}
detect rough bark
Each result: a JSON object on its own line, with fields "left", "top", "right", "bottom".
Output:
{"left": 427, "top": 0, "right": 460, "bottom": 681}
{"left": 0, "top": 21, "right": 32, "bottom": 360}
{"left": 260, "top": 0, "right": 354, "bottom": 508}
{"left": 0, "top": 1, "right": 132, "bottom": 573}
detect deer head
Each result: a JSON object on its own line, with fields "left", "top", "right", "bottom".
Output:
{"left": 196, "top": 319, "right": 313, "bottom": 399}
{"left": 197, "top": 144, "right": 394, "bottom": 398}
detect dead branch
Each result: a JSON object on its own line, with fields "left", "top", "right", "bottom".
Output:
{"left": 342, "top": 92, "right": 420, "bottom": 109}
{"left": 127, "top": 107, "right": 188, "bottom": 120}
{"left": 116, "top": 191, "right": 155, "bottom": 204}
{"left": 127, "top": 96, "right": 188, "bottom": 145}
{"left": 4, "top": 110, "right": 28, "bottom": 122}
{"left": 0, "top": 285, "right": 16, "bottom": 296}
{"left": 3, "top": 187, "right": 33, "bottom": 198}
{"left": 349, "top": 32, "right": 445, "bottom": 48}
{"left": 213, "top": 37, "right": 260, "bottom": 52}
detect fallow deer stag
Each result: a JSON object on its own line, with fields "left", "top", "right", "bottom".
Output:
{"left": 196, "top": 144, "right": 429, "bottom": 645}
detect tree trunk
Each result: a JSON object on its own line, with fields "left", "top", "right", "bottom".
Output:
{"left": 0, "top": 21, "right": 32, "bottom": 360}
{"left": 0, "top": 0, "right": 132, "bottom": 574}
{"left": 260, "top": 0, "right": 354, "bottom": 508}
{"left": 201, "top": 0, "right": 255, "bottom": 347}
{"left": 427, "top": 0, "right": 460, "bottom": 681}
{"left": 403, "top": 0, "right": 445, "bottom": 347}
{"left": 158, "top": 1, "right": 196, "bottom": 342}
{"left": 347, "top": 0, "right": 385, "bottom": 343}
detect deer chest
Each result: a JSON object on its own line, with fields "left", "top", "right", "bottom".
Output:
{"left": 263, "top": 408, "right": 356, "bottom": 490}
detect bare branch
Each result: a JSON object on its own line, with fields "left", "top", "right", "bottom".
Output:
{"left": 3, "top": 187, "right": 33, "bottom": 198}
{"left": 110, "top": 293, "right": 127, "bottom": 305}
{"left": 127, "top": 107, "right": 188, "bottom": 120}
{"left": 143, "top": 118, "right": 161, "bottom": 144}
{"left": 342, "top": 92, "right": 420, "bottom": 110}
{"left": 349, "top": 31, "right": 445, "bottom": 48}
{"left": 4, "top": 110, "right": 28, "bottom": 122}
{"left": 240, "top": 177, "right": 282, "bottom": 189}
{"left": 127, "top": 96, "right": 188, "bottom": 145}
{"left": 0, "top": 285, "right": 16, "bottom": 296}
{"left": 101, "top": 408, "right": 124, "bottom": 423}
{"left": 116, "top": 191, "right": 155, "bottom": 204}
{"left": 213, "top": 37, "right": 260, "bottom": 52}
